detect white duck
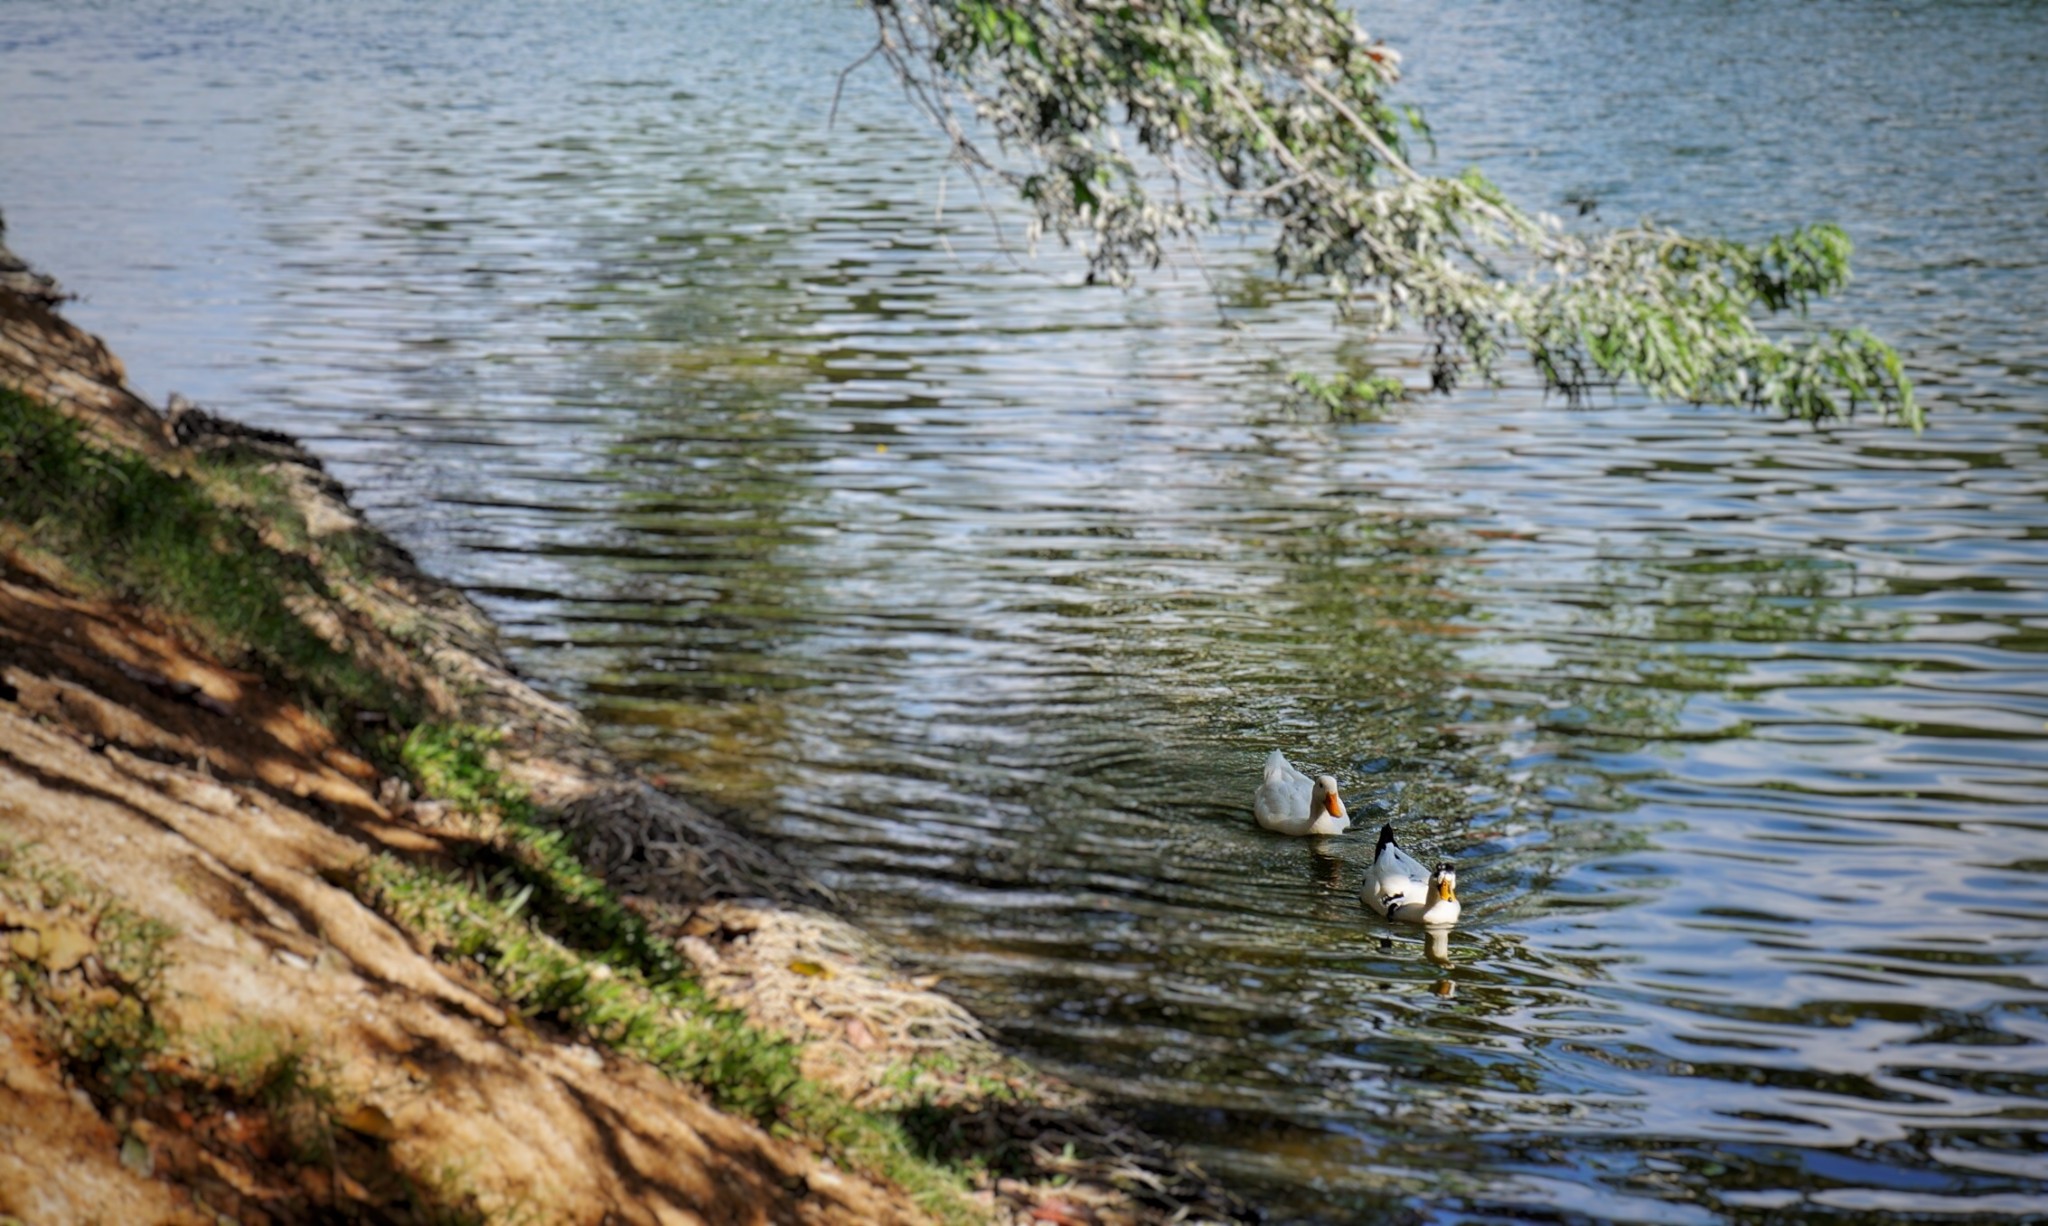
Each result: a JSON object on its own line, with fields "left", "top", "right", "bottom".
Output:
{"left": 1252, "top": 750, "right": 1351, "bottom": 836}
{"left": 1365, "top": 823, "right": 1460, "bottom": 925}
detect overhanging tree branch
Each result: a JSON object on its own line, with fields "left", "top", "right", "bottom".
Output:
{"left": 858, "top": 0, "right": 1922, "bottom": 429}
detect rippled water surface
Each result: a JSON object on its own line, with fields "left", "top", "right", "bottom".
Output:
{"left": 5, "top": 1, "right": 2047, "bottom": 1219}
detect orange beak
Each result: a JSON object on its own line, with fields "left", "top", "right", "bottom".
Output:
{"left": 1325, "top": 793, "right": 1343, "bottom": 817}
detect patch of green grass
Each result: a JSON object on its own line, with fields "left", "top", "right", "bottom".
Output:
{"left": 357, "top": 849, "right": 801, "bottom": 1111}
{"left": 0, "top": 383, "right": 410, "bottom": 722}
{"left": 359, "top": 725, "right": 989, "bottom": 1223}
{"left": 193, "top": 458, "right": 314, "bottom": 553}
{"left": 0, "top": 840, "right": 175, "bottom": 1097}
{"left": 192, "top": 452, "right": 385, "bottom": 583}
{"left": 398, "top": 725, "right": 696, "bottom": 982}
{"left": 885, "top": 1050, "right": 1034, "bottom": 1111}
{"left": 197, "top": 1026, "right": 339, "bottom": 1163}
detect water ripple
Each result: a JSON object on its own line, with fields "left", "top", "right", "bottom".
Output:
{"left": 5, "top": 0, "right": 2048, "bottom": 1221}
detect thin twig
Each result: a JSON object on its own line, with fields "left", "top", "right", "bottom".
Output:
{"left": 829, "top": 38, "right": 887, "bottom": 130}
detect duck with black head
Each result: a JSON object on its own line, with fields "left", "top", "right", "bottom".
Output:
{"left": 1365, "top": 823, "right": 1460, "bottom": 925}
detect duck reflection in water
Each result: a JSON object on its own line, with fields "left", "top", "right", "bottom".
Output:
{"left": 1305, "top": 838, "right": 1347, "bottom": 892}
{"left": 1425, "top": 925, "right": 1455, "bottom": 998}
{"left": 1296, "top": 837, "right": 1359, "bottom": 925}
{"left": 1377, "top": 925, "right": 1454, "bottom": 968}
{"left": 1379, "top": 925, "right": 1457, "bottom": 996}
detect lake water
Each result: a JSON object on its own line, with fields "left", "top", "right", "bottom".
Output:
{"left": 4, "top": 1, "right": 2046, "bottom": 1219}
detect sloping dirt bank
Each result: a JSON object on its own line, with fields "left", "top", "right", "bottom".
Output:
{"left": 0, "top": 222, "right": 1248, "bottom": 1226}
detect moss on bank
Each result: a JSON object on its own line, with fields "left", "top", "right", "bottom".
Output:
{"left": 0, "top": 382, "right": 408, "bottom": 723}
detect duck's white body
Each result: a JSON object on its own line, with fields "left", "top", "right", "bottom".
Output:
{"left": 1366, "top": 824, "right": 1460, "bottom": 925}
{"left": 1252, "top": 751, "right": 1350, "bottom": 836}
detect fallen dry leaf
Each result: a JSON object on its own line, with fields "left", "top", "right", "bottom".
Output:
{"left": 338, "top": 1102, "right": 396, "bottom": 1141}
{"left": 37, "top": 919, "right": 96, "bottom": 972}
